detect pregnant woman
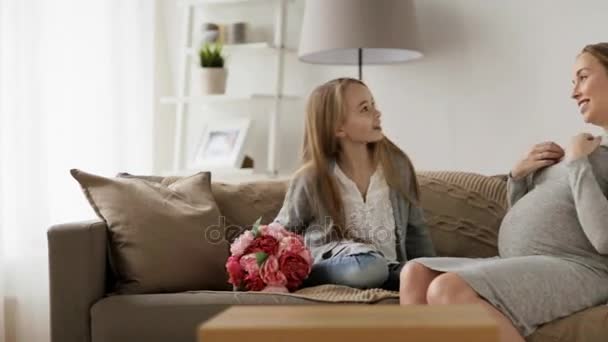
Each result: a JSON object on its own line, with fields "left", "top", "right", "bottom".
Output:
{"left": 399, "top": 42, "right": 608, "bottom": 342}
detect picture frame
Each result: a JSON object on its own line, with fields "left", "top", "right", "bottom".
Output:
{"left": 190, "top": 118, "right": 251, "bottom": 170}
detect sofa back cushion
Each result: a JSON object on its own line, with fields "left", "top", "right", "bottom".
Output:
{"left": 72, "top": 169, "right": 231, "bottom": 294}
{"left": 211, "top": 172, "right": 507, "bottom": 257}
{"left": 211, "top": 180, "right": 288, "bottom": 242}
{"left": 115, "top": 170, "right": 507, "bottom": 270}
{"left": 417, "top": 171, "right": 507, "bottom": 257}
{"left": 144, "top": 175, "right": 289, "bottom": 242}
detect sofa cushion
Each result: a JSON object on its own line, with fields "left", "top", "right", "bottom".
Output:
{"left": 528, "top": 305, "right": 608, "bottom": 342}
{"left": 121, "top": 171, "right": 508, "bottom": 256}
{"left": 210, "top": 180, "right": 288, "bottom": 242}
{"left": 71, "top": 169, "right": 231, "bottom": 294}
{"left": 91, "top": 291, "right": 608, "bottom": 342}
{"left": 91, "top": 295, "right": 230, "bottom": 342}
{"left": 91, "top": 290, "right": 604, "bottom": 342}
{"left": 417, "top": 171, "right": 507, "bottom": 258}
{"left": 91, "top": 288, "right": 398, "bottom": 342}
{"left": 118, "top": 173, "right": 289, "bottom": 241}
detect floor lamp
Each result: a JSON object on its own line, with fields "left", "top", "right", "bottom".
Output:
{"left": 298, "top": 0, "right": 423, "bottom": 80}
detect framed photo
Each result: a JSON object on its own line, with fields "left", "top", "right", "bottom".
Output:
{"left": 190, "top": 118, "right": 251, "bottom": 170}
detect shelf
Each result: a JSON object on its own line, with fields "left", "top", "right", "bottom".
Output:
{"left": 160, "top": 94, "right": 301, "bottom": 105}
{"left": 187, "top": 42, "right": 296, "bottom": 55}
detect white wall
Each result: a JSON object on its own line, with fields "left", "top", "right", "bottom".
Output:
{"left": 156, "top": 0, "right": 608, "bottom": 177}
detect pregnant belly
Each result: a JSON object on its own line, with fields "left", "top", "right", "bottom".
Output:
{"left": 498, "top": 189, "right": 587, "bottom": 257}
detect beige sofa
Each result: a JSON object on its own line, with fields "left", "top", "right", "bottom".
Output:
{"left": 48, "top": 171, "right": 608, "bottom": 342}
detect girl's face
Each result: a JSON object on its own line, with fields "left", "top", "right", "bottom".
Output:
{"left": 336, "top": 83, "right": 384, "bottom": 144}
{"left": 572, "top": 53, "right": 608, "bottom": 127}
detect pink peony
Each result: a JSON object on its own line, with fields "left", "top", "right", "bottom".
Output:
{"left": 225, "top": 256, "right": 244, "bottom": 286}
{"left": 226, "top": 219, "right": 312, "bottom": 293}
{"left": 298, "top": 248, "right": 313, "bottom": 267}
{"left": 259, "top": 255, "right": 287, "bottom": 287}
{"left": 244, "top": 273, "right": 266, "bottom": 291}
{"left": 279, "top": 251, "right": 311, "bottom": 292}
{"left": 230, "top": 230, "right": 255, "bottom": 257}
{"left": 261, "top": 222, "right": 290, "bottom": 240}
{"left": 278, "top": 236, "right": 312, "bottom": 266}
{"left": 239, "top": 253, "right": 260, "bottom": 275}
{"left": 244, "top": 235, "right": 279, "bottom": 256}
{"left": 278, "top": 236, "right": 305, "bottom": 254}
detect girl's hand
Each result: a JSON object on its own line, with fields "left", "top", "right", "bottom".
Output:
{"left": 510, "top": 141, "right": 564, "bottom": 180}
{"left": 565, "top": 133, "right": 601, "bottom": 162}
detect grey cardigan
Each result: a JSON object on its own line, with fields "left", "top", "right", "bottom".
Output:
{"left": 273, "top": 159, "right": 436, "bottom": 264}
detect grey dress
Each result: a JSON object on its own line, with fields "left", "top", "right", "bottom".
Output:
{"left": 414, "top": 136, "right": 608, "bottom": 337}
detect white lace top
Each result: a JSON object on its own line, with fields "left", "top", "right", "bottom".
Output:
{"left": 334, "top": 164, "right": 397, "bottom": 262}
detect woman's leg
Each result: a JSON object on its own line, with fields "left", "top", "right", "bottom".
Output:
{"left": 304, "top": 252, "right": 389, "bottom": 289}
{"left": 426, "top": 273, "right": 525, "bottom": 342}
{"left": 399, "top": 261, "right": 442, "bottom": 304}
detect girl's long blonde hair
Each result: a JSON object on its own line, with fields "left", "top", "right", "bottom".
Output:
{"left": 297, "top": 77, "right": 420, "bottom": 239}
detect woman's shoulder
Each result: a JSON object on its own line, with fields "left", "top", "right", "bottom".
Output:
{"left": 588, "top": 146, "right": 608, "bottom": 182}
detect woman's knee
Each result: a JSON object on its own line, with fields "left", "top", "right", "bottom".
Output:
{"left": 400, "top": 261, "right": 433, "bottom": 286}
{"left": 399, "top": 262, "right": 437, "bottom": 304}
{"left": 426, "top": 273, "right": 478, "bottom": 304}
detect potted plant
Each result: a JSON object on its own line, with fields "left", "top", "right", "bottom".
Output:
{"left": 198, "top": 43, "right": 227, "bottom": 94}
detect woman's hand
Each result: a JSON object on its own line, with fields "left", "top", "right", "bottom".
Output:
{"left": 565, "top": 133, "right": 601, "bottom": 162}
{"left": 510, "top": 142, "right": 564, "bottom": 180}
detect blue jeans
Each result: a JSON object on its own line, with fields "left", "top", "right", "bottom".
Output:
{"left": 303, "top": 252, "right": 404, "bottom": 290}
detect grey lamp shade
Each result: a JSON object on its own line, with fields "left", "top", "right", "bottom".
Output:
{"left": 298, "top": 0, "right": 422, "bottom": 65}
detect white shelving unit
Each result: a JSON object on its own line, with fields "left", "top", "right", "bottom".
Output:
{"left": 162, "top": 0, "right": 297, "bottom": 178}
{"left": 184, "top": 42, "right": 296, "bottom": 56}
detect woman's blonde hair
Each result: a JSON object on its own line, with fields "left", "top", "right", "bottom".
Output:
{"left": 581, "top": 42, "right": 608, "bottom": 73}
{"left": 297, "top": 77, "right": 419, "bottom": 239}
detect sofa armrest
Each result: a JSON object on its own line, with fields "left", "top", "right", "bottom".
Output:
{"left": 48, "top": 220, "right": 109, "bottom": 342}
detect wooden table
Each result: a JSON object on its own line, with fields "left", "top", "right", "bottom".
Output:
{"left": 198, "top": 305, "right": 499, "bottom": 342}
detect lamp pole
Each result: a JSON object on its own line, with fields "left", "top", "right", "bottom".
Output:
{"left": 358, "top": 48, "right": 363, "bottom": 80}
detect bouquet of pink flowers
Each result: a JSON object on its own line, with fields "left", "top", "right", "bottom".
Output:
{"left": 225, "top": 218, "right": 313, "bottom": 293}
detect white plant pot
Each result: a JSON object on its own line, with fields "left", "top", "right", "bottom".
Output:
{"left": 200, "top": 67, "right": 227, "bottom": 94}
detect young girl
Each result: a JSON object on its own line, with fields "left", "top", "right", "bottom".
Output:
{"left": 273, "top": 77, "right": 436, "bottom": 290}
{"left": 400, "top": 42, "right": 608, "bottom": 342}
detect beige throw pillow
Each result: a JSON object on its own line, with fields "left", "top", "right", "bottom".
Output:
{"left": 71, "top": 169, "right": 231, "bottom": 294}
{"left": 418, "top": 171, "right": 508, "bottom": 258}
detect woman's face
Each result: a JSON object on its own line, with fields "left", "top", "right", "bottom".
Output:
{"left": 336, "top": 83, "right": 384, "bottom": 144}
{"left": 572, "top": 52, "right": 608, "bottom": 127}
